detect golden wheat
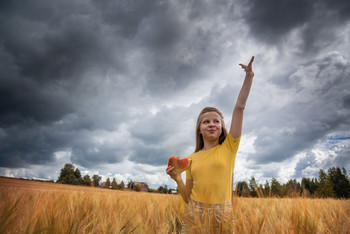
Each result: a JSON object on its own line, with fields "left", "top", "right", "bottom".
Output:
{"left": 1, "top": 177, "right": 349, "bottom": 233}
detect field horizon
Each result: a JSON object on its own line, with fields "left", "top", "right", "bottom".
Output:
{"left": 1, "top": 177, "right": 349, "bottom": 233}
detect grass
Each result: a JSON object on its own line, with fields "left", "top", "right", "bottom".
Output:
{"left": 1, "top": 177, "right": 349, "bottom": 233}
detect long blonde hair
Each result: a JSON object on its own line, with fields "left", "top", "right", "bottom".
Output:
{"left": 194, "top": 107, "right": 228, "bottom": 152}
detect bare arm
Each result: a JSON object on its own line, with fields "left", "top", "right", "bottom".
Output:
{"left": 166, "top": 166, "right": 193, "bottom": 203}
{"left": 176, "top": 179, "right": 193, "bottom": 204}
{"left": 230, "top": 56, "right": 255, "bottom": 139}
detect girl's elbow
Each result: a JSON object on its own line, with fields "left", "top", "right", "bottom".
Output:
{"left": 234, "top": 104, "right": 245, "bottom": 112}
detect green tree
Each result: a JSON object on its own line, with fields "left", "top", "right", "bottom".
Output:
{"left": 264, "top": 180, "right": 271, "bottom": 197}
{"left": 83, "top": 175, "right": 92, "bottom": 186}
{"left": 111, "top": 178, "right": 118, "bottom": 189}
{"left": 328, "top": 167, "right": 350, "bottom": 198}
{"left": 316, "top": 169, "right": 335, "bottom": 198}
{"left": 104, "top": 178, "right": 111, "bottom": 188}
{"left": 92, "top": 174, "right": 102, "bottom": 187}
{"left": 157, "top": 185, "right": 169, "bottom": 194}
{"left": 236, "top": 181, "right": 250, "bottom": 197}
{"left": 286, "top": 179, "right": 301, "bottom": 197}
{"left": 249, "top": 176, "right": 258, "bottom": 197}
{"left": 271, "top": 177, "right": 283, "bottom": 197}
{"left": 120, "top": 181, "right": 125, "bottom": 190}
{"left": 57, "top": 163, "right": 82, "bottom": 185}
{"left": 301, "top": 177, "right": 318, "bottom": 197}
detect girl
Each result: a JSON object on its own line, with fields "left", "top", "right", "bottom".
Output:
{"left": 166, "top": 56, "right": 255, "bottom": 233}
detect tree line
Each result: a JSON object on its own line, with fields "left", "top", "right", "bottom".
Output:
{"left": 56, "top": 163, "right": 124, "bottom": 189}
{"left": 236, "top": 167, "right": 350, "bottom": 198}
{"left": 56, "top": 163, "right": 176, "bottom": 193}
{"left": 57, "top": 164, "right": 349, "bottom": 198}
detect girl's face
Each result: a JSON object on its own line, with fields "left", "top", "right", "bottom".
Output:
{"left": 199, "top": 111, "right": 222, "bottom": 142}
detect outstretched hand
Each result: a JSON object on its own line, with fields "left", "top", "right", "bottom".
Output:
{"left": 239, "top": 56, "right": 254, "bottom": 76}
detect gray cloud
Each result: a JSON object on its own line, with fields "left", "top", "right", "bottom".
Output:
{"left": 1, "top": 0, "right": 236, "bottom": 168}
{"left": 249, "top": 52, "right": 350, "bottom": 164}
{"left": 293, "top": 135, "right": 350, "bottom": 179}
{"left": 0, "top": 124, "right": 72, "bottom": 167}
{"left": 243, "top": 0, "right": 350, "bottom": 53}
{"left": 243, "top": 0, "right": 313, "bottom": 42}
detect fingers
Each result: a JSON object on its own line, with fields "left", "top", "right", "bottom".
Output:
{"left": 248, "top": 56, "right": 254, "bottom": 66}
{"left": 166, "top": 166, "right": 175, "bottom": 175}
{"left": 239, "top": 63, "right": 246, "bottom": 67}
{"left": 239, "top": 56, "right": 254, "bottom": 71}
{"left": 166, "top": 166, "right": 179, "bottom": 181}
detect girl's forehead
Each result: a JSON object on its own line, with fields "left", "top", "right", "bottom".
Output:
{"left": 201, "top": 111, "right": 221, "bottom": 119}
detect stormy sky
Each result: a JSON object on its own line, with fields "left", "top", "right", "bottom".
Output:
{"left": 1, "top": 0, "right": 350, "bottom": 188}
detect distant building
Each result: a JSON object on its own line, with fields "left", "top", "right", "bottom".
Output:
{"left": 130, "top": 182, "right": 149, "bottom": 192}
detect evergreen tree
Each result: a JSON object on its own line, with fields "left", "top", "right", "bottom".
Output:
{"left": 286, "top": 179, "right": 301, "bottom": 197}
{"left": 120, "top": 181, "right": 125, "bottom": 190}
{"left": 75, "top": 168, "right": 85, "bottom": 185}
{"left": 316, "top": 169, "right": 335, "bottom": 198}
{"left": 301, "top": 177, "right": 318, "bottom": 196}
{"left": 264, "top": 180, "right": 271, "bottom": 197}
{"left": 111, "top": 178, "right": 118, "bottom": 189}
{"left": 328, "top": 167, "right": 350, "bottom": 198}
{"left": 249, "top": 176, "right": 258, "bottom": 197}
{"left": 271, "top": 177, "right": 283, "bottom": 197}
{"left": 105, "top": 178, "right": 111, "bottom": 188}
{"left": 236, "top": 181, "right": 250, "bottom": 197}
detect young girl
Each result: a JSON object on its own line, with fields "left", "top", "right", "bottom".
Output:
{"left": 166, "top": 56, "right": 255, "bottom": 233}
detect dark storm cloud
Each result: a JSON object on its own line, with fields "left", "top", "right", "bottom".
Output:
{"left": 243, "top": 0, "right": 350, "bottom": 53}
{"left": 0, "top": 124, "right": 72, "bottom": 167}
{"left": 132, "top": 0, "right": 237, "bottom": 96}
{"left": 0, "top": 0, "right": 128, "bottom": 167}
{"left": 243, "top": 0, "right": 313, "bottom": 42}
{"left": 0, "top": 0, "right": 237, "bottom": 168}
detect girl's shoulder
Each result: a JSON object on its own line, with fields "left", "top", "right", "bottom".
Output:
{"left": 221, "top": 132, "right": 241, "bottom": 152}
{"left": 187, "top": 151, "right": 201, "bottom": 159}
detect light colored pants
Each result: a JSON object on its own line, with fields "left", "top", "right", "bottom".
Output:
{"left": 181, "top": 199, "right": 234, "bottom": 234}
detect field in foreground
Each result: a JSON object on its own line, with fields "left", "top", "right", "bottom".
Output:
{"left": 1, "top": 177, "right": 349, "bottom": 233}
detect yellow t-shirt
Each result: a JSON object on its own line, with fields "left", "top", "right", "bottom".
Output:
{"left": 186, "top": 133, "right": 240, "bottom": 204}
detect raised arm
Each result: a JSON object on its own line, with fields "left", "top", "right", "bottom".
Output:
{"left": 230, "top": 56, "right": 255, "bottom": 139}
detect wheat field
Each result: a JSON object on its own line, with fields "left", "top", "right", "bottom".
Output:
{"left": 1, "top": 177, "right": 349, "bottom": 233}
